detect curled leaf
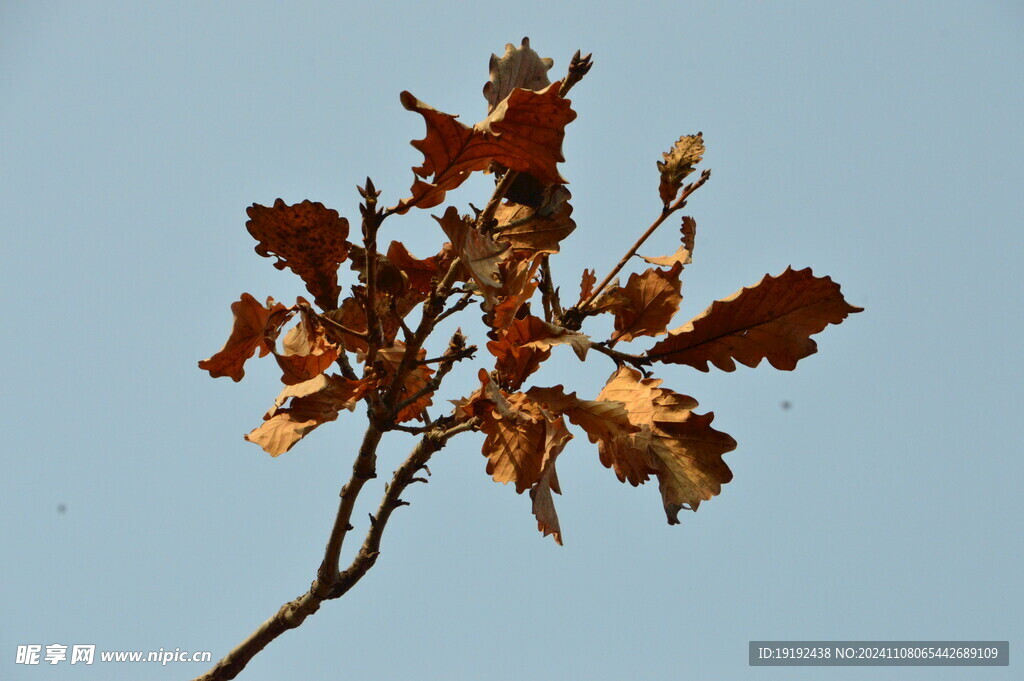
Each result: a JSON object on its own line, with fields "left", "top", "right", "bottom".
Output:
{"left": 487, "top": 316, "right": 590, "bottom": 390}
{"left": 273, "top": 307, "right": 341, "bottom": 385}
{"left": 483, "top": 37, "right": 554, "bottom": 113}
{"left": 610, "top": 263, "right": 683, "bottom": 343}
{"left": 658, "top": 134, "right": 705, "bottom": 207}
{"left": 435, "top": 206, "right": 511, "bottom": 296}
{"left": 493, "top": 185, "right": 576, "bottom": 255}
{"left": 641, "top": 216, "right": 696, "bottom": 268}
{"left": 245, "top": 200, "right": 351, "bottom": 310}
{"left": 199, "top": 294, "right": 293, "bottom": 382}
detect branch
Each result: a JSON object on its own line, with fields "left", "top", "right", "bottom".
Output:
{"left": 192, "top": 416, "right": 477, "bottom": 681}
{"left": 358, "top": 178, "right": 385, "bottom": 362}
{"left": 587, "top": 341, "right": 652, "bottom": 374}
{"left": 559, "top": 49, "right": 594, "bottom": 97}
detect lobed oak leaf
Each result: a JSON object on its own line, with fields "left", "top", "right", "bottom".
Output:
{"left": 348, "top": 245, "right": 410, "bottom": 298}
{"left": 199, "top": 293, "right": 294, "bottom": 382}
{"left": 273, "top": 306, "right": 341, "bottom": 385}
{"left": 577, "top": 268, "right": 596, "bottom": 306}
{"left": 529, "top": 415, "right": 572, "bottom": 545}
{"left": 386, "top": 240, "right": 456, "bottom": 296}
{"left": 374, "top": 342, "right": 435, "bottom": 422}
{"left": 658, "top": 134, "right": 705, "bottom": 207}
{"left": 596, "top": 367, "right": 736, "bottom": 523}
{"left": 610, "top": 263, "right": 684, "bottom": 343}
{"left": 483, "top": 253, "right": 543, "bottom": 333}
{"left": 492, "top": 185, "right": 576, "bottom": 255}
{"left": 435, "top": 206, "right": 511, "bottom": 297}
{"left": 246, "top": 374, "right": 370, "bottom": 456}
{"left": 483, "top": 37, "right": 554, "bottom": 113}
{"left": 487, "top": 316, "right": 590, "bottom": 390}
{"left": 245, "top": 199, "right": 351, "bottom": 310}
{"left": 525, "top": 385, "right": 638, "bottom": 447}
{"left": 640, "top": 216, "right": 696, "bottom": 268}
{"left": 647, "top": 267, "right": 863, "bottom": 371}
{"left": 393, "top": 84, "right": 575, "bottom": 213}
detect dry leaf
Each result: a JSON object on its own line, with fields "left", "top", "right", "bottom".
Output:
{"left": 483, "top": 253, "right": 543, "bottom": 333}
{"left": 480, "top": 390, "right": 572, "bottom": 494}
{"left": 525, "top": 385, "right": 638, "bottom": 446}
{"left": 483, "top": 37, "right": 554, "bottom": 113}
{"left": 394, "top": 83, "right": 575, "bottom": 213}
{"left": 386, "top": 240, "right": 455, "bottom": 296}
{"left": 245, "top": 374, "right": 370, "bottom": 456}
{"left": 640, "top": 216, "right": 696, "bottom": 268}
{"left": 375, "top": 342, "right": 435, "bottom": 422}
{"left": 492, "top": 185, "right": 576, "bottom": 255}
{"left": 246, "top": 199, "right": 351, "bottom": 310}
{"left": 658, "top": 134, "right": 705, "bottom": 207}
{"left": 611, "top": 263, "right": 683, "bottom": 342}
{"left": 273, "top": 308, "right": 341, "bottom": 385}
{"left": 529, "top": 416, "right": 572, "bottom": 545}
{"left": 199, "top": 293, "right": 293, "bottom": 382}
{"left": 597, "top": 367, "right": 736, "bottom": 523}
{"left": 577, "top": 268, "right": 596, "bottom": 305}
{"left": 487, "top": 316, "right": 590, "bottom": 390}
{"left": 435, "top": 206, "right": 511, "bottom": 296}
{"left": 647, "top": 267, "right": 862, "bottom": 371}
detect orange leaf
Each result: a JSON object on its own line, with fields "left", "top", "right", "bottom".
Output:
{"left": 487, "top": 316, "right": 590, "bottom": 390}
{"left": 525, "top": 385, "right": 638, "bottom": 446}
{"left": 245, "top": 199, "right": 351, "bottom": 310}
{"left": 199, "top": 294, "right": 293, "bottom": 382}
{"left": 610, "top": 263, "right": 683, "bottom": 343}
{"left": 273, "top": 308, "right": 341, "bottom": 385}
{"left": 596, "top": 367, "right": 736, "bottom": 523}
{"left": 482, "top": 253, "right": 543, "bottom": 333}
{"left": 393, "top": 83, "right": 575, "bottom": 213}
{"left": 374, "top": 343, "right": 435, "bottom": 422}
{"left": 658, "top": 134, "right": 705, "bottom": 207}
{"left": 435, "top": 206, "right": 511, "bottom": 296}
{"left": 647, "top": 267, "right": 862, "bottom": 371}
{"left": 577, "top": 268, "right": 596, "bottom": 306}
{"left": 245, "top": 374, "right": 370, "bottom": 456}
{"left": 492, "top": 185, "right": 576, "bottom": 255}
{"left": 483, "top": 38, "right": 554, "bottom": 113}
{"left": 529, "top": 415, "right": 572, "bottom": 545}
{"left": 386, "top": 240, "right": 455, "bottom": 296}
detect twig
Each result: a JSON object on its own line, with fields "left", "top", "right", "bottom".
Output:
{"left": 434, "top": 291, "right": 474, "bottom": 326}
{"left": 587, "top": 341, "right": 652, "bottom": 373}
{"left": 477, "top": 170, "right": 519, "bottom": 235}
{"left": 359, "top": 178, "right": 384, "bottom": 362}
{"left": 559, "top": 49, "right": 594, "bottom": 97}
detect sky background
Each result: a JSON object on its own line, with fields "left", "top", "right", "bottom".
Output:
{"left": 2, "top": 1, "right": 1021, "bottom": 679}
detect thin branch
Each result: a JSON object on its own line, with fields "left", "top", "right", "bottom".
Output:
{"left": 434, "top": 291, "right": 474, "bottom": 326}
{"left": 359, "top": 178, "right": 385, "bottom": 362}
{"left": 476, "top": 170, "right": 519, "bottom": 235}
{"left": 588, "top": 341, "right": 652, "bottom": 373}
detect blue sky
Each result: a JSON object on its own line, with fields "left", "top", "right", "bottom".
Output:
{"left": 1, "top": 1, "right": 1021, "bottom": 679}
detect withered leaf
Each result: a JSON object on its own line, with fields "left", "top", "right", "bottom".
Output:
{"left": 245, "top": 374, "right": 370, "bottom": 456}
{"left": 529, "top": 415, "right": 572, "bottom": 545}
{"left": 394, "top": 83, "right": 575, "bottom": 213}
{"left": 525, "top": 385, "right": 638, "bottom": 446}
{"left": 386, "top": 240, "right": 455, "bottom": 296}
{"left": 246, "top": 199, "right": 351, "bottom": 310}
{"left": 640, "top": 216, "right": 696, "bottom": 268}
{"left": 611, "top": 263, "right": 683, "bottom": 343}
{"left": 483, "top": 37, "right": 554, "bottom": 113}
{"left": 348, "top": 245, "right": 409, "bottom": 298}
{"left": 375, "top": 342, "right": 435, "bottom": 422}
{"left": 577, "top": 268, "right": 596, "bottom": 306}
{"left": 199, "top": 293, "right": 294, "bottom": 382}
{"left": 435, "top": 206, "right": 511, "bottom": 296}
{"left": 597, "top": 367, "right": 736, "bottom": 523}
{"left": 274, "top": 307, "right": 341, "bottom": 385}
{"left": 647, "top": 267, "right": 862, "bottom": 371}
{"left": 483, "top": 253, "right": 542, "bottom": 333}
{"left": 493, "top": 185, "right": 576, "bottom": 255}
{"left": 658, "top": 134, "right": 705, "bottom": 207}
{"left": 487, "top": 316, "right": 590, "bottom": 390}
{"left": 480, "top": 390, "right": 572, "bottom": 494}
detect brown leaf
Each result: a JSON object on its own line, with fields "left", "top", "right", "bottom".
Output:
{"left": 596, "top": 367, "right": 736, "bottom": 523}
{"left": 199, "top": 294, "right": 294, "bottom": 382}
{"left": 480, "top": 390, "right": 572, "bottom": 494}
{"left": 492, "top": 185, "right": 576, "bottom": 255}
{"left": 647, "top": 267, "right": 863, "bottom": 371}
{"left": 658, "top": 134, "right": 705, "bottom": 207}
{"left": 610, "top": 263, "right": 683, "bottom": 343}
{"left": 577, "top": 268, "right": 596, "bottom": 305}
{"left": 245, "top": 374, "right": 370, "bottom": 456}
{"left": 435, "top": 206, "right": 511, "bottom": 296}
{"left": 483, "top": 253, "right": 542, "bottom": 333}
{"left": 386, "top": 241, "right": 455, "bottom": 296}
{"left": 487, "top": 316, "right": 590, "bottom": 390}
{"left": 640, "top": 216, "right": 696, "bottom": 268}
{"left": 529, "top": 415, "right": 572, "bottom": 545}
{"left": 525, "top": 385, "right": 638, "bottom": 446}
{"left": 375, "top": 342, "right": 435, "bottom": 422}
{"left": 348, "top": 245, "right": 410, "bottom": 298}
{"left": 246, "top": 200, "right": 351, "bottom": 310}
{"left": 273, "top": 308, "right": 341, "bottom": 385}
{"left": 393, "top": 83, "right": 575, "bottom": 213}
{"left": 483, "top": 38, "right": 554, "bottom": 113}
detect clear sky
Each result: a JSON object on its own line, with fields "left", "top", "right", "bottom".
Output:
{"left": 2, "top": 1, "right": 1021, "bottom": 679}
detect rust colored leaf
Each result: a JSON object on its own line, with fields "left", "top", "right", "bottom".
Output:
{"left": 245, "top": 374, "right": 370, "bottom": 456}
{"left": 348, "top": 245, "right": 409, "bottom": 298}
{"left": 273, "top": 308, "right": 341, "bottom": 385}
{"left": 246, "top": 199, "right": 351, "bottom": 310}
{"left": 199, "top": 293, "right": 293, "bottom": 382}
{"left": 611, "top": 263, "right": 683, "bottom": 343}
{"left": 641, "top": 216, "right": 696, "bottom": 268}
{"left": 487, "top": 316, "right": 590, "bottom": 390}
{"left": 483, "top": 253, "right": 543, "bottom": 333}
{"left": 529, "top": 415, "right": 572, "bottom": 545}
{"left": 597, "top": 367, "right": 736, "bottom": 523}
{"left": 647, "top": 267, "right": 863, "bottom": 371}
{"left": 526, "top": 385, "right": 638, "bottom": 446}
{"left": 577, "top": 268, "right": 596, "bottom": 305}
{"left": 386, "top": 241, "right": 455, "bottom": 296}
{"left": 483, "top": 37, "right": 554, "bottom": 113}
{"left": 435, "top": 206, "right": 511, "bottom": 296}
{"left": 658, "top": 134, "right": 705, "bottom": 207}
{"left": 493, "top": 185, "right": 576, "bottom": 255}
{"left": 375, "top": 342, "right": 435, "bottom": 422}
{"left": 393, "top": 83, "right": 575, "bottom": 213}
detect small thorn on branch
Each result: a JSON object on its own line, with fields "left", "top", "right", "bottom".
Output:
{"left": 395, "top": 499, "right": 410, "bottom": 508}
